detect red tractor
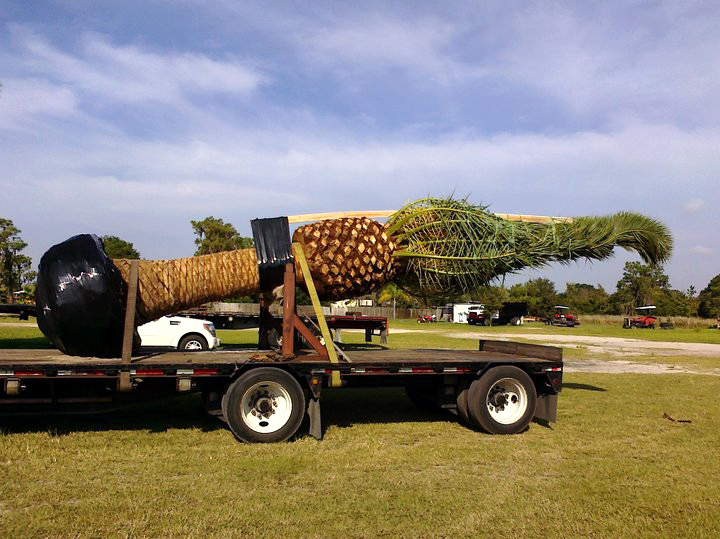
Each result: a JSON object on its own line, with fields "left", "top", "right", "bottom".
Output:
{"left": 623, "top": 306, "right": 657, "bottom": 329}
{"left": 547, "top": 305, "right": 579, "bottom": 327}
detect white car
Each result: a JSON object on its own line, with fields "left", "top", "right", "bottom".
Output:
{"left": 137, "top": 316, "right": 220, "bottom": 351}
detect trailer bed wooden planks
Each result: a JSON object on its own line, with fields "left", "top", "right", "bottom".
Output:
{"left": 0, "top": 346, "right": 559, "bottom": 368}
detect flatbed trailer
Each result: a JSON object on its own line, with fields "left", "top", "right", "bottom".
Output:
{"left": 5, "top": 216, "right": 562, "bottom": 442}
{"left": 0, "top": 339, "right": 562, "bottom": 442}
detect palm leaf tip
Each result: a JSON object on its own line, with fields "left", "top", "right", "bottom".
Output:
{"left": 599, "top": 211, "right": 672, "bottom": 265}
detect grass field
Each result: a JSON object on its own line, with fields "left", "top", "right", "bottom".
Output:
{"left": 1, "top": 317, "right": 719, "bottom": 537}
{"left": 387, "top": 318, "right": 720, "bottom": 345}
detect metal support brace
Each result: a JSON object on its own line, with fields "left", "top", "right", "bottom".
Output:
{"left": 292, "top": 242, "right": 343, "bottom": 388}
{"left": 119, "top": 259, "right": 139, "bottom": 392}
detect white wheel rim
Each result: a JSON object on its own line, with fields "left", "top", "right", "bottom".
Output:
{"left": 240, "top": 381, "right": 293, "bottom": 433}
{"left": 486, "top": 378, "right": 528, "bottom": 425}
{"left": 185, "top": 340, "right": 203, "bottom": 350}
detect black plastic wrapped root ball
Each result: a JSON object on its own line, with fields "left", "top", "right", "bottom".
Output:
{"left": 35, "top": 234, "right": 128, "bottom": 358}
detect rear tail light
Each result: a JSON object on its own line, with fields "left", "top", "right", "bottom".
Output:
{"left": 204, "top": 323, "right": 216, "bottom": 336}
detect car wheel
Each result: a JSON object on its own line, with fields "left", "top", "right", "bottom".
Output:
{"left": 178, "top": 334, "right": 208, "bottom": 351}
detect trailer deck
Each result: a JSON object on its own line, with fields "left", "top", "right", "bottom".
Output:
{"left": 0, "top": 341, "right": 561, "bottom": 369}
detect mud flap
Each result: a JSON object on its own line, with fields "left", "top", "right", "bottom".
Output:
{"left": 534, "top": 394, "right": 558, "bottom": 423}
{"left": 307, "top": 397, "right": 322, "bottom": 440}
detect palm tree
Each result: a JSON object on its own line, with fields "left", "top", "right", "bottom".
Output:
{"left": 377, "top": 283, "right": 418, "bottom": 319}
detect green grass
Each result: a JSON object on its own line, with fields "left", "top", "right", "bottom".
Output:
{"left": 0, "top": 321, "right": 52, "bottom": 349}
{"left": 390, "top": 318, "right": 720, "bottom": 344}
{"left": 1, "top": 320, "right": 720, "bottom": 537}
{"left": 1, "top": 374, "right": 718, "bottom": 538}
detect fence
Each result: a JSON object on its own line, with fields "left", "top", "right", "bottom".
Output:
{"left": 203, "top": 303, "right": 717, "bottom": 327}
{"left": 203, "top": 303, "right": 439, "bottom": 320}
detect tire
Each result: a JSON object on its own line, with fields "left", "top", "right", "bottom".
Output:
{"left": 405, "top": 386, "right": 439, "bottom": 412}
{"left": 467, "top": 366, "right": 537, "bottom": 434}
{"left": 178, "top": 334, "right": 208, "bottom": 351}
{"left": 455, "top": 378, "right": 474, "bottom": 426}
{"left": 224, "top": 368, "right": 306, "bottom": 443}
{"left": 510, "top": 317, "right": 521, "bottom": 326}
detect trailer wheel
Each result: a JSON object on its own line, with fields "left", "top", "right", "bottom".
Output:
{"left": 468, "top": 366, "right": 536, "bottom": 434}
{"left": 224, "top": 368, "right": 305, "bottom": 443}
{"left": 455, "top": 378, "right": 474, "bottom": 426}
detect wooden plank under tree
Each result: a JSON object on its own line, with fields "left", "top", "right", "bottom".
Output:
{"left": 288, "top": 211, "right": 574, "bottom": 224}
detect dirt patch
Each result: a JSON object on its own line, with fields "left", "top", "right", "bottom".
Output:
{"left": 446, "top": 331, "right": 720, "bottom": 359}
{"left": 563, "top": 359, "right": 719, "bottom": 375}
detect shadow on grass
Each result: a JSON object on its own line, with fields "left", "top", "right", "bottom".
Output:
{"left": 0, "top": 394, "right": 222, "bottom": 436}
{"left": 0, "top": 337, "right": 53, "bottom": 349}
{"left": 563, "top": 382, "right": 607, "bottom": 392}
{"left": 0, "top": 388, "right": 456, "bottom": 439}
{"left": 320, "top": 387, "right": 456, "bottom": 431}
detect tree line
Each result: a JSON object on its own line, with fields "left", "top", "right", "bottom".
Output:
{"left": 1, "top": 215, "right": 719, "bottom": 318}
{"left": 386, "top": 262, "right": 720, "bottom": 318}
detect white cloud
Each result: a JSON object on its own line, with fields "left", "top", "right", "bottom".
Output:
{"left": 689, "top": 245, "right": 713, "bottom": 255}
{"left": 497, "top": 3, "right": 720, "bottom": 124}
{"left": 9, "top": 27, "right": 266, "bottom": 107}
{"left": 683, "top": 198, "right": 706, "bottom": 213}
{"left": 0, "top": 78, "right": 78, "bottom": 128}
{"left": 295, "top": 15, "right": 483, "bottom": 85}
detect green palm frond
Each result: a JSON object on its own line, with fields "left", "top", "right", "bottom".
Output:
{"left": 387, "top": 197, "right": 672, "bottom": 297}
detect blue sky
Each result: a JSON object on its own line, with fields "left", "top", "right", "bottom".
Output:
{"left": 1, "top": 0, "right": 718, "bottom": 293}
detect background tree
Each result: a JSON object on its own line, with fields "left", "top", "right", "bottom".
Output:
{"left": 191, "top": 217, "right": 253, "bottom": 255}
{"left": 0, "top": 218, "right": 36, "bottom": 303}
{"left": 557, "top": 283, "right": 610, "bottom": 314}
{"left": 377, "top": 283, "right": 417, "bottom": 308}
{"left": 477, "top": 285, "right": 508, "bottom": 323}
{"left": 698, "top": 274, "right": 720, "bottom": 318}
{"left": 610, "top": 262, "right": 670, "bottom": 314}
{"left": 101, "top": 235, "right": 141, "bottom": 259}
{"left": 655, "top": 288, "right": 695, "bottom": 316}
{"left": 508, "top": 278, "right": 557, "bottom": 316}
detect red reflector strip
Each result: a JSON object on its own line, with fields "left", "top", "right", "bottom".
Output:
{"left": 543, "top": 367, "right": 562, "bottom": 372}
{"left": 411, "top": 367, "right": 435, "bottom": 374}
{"left": 193, "top": 368, "right": 220, "bottom": 376}
{"left": 13, "top": 370, "right": 43, "bottom": 376}
{"left": 133, "top": 369, "right": 164, "bottom": 376}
